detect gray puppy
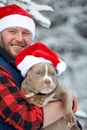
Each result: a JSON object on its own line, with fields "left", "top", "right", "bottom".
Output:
{"left": 21, "top": 62, "right": 80, "bottom": 130}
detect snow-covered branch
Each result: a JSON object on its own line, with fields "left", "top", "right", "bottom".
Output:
{"left": 0, "top": 0, "right": 53, "bottom": 28}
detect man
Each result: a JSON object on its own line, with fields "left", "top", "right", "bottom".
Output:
{"left": 0, "top": 4, "right": 82, "bottom": 130}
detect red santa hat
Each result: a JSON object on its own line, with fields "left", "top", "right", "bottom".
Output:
{"left": 0, "top": 4, "right": 35, "bottom": 39}
{"left": 15, "top": 42, "right": 66, "bottom": 77}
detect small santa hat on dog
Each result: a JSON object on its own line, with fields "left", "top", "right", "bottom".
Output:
{"left": 0, "top": 4, "right": 35, "bottom": 39}
{"left": 15, "top": 42, "right": 66, "bottom": 77}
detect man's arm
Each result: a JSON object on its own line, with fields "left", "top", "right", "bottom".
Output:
{"left": 0, "top": 67, "right": 43, "bottom": 130}
{"left": 43, "top": 101, "right": 63, "bottom": 128}
{"left": 0, "top": 67, "right": 63, "bottom": 130}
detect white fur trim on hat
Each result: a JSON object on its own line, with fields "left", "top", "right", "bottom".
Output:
{"left": 56, "top": 58, "right": 66, "bottom": 75}
{"left": 17, "top": 55, "right": 52, "bottom": 77}
{"left": 0, "top": 14, "right": 35, "bottom": 39}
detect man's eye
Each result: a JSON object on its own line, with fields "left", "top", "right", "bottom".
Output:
{"left": 9, "top": 30, "right": 16, "bottom": 34}
{"left": 23, "top": 32, "right": 32, "bottom": 36}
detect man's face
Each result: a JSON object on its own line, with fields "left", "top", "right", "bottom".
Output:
{"left": 0, "top": 27, "right": 32, "bottom": 59}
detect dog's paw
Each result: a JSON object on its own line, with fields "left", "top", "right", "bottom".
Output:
{"left": 29, "top": 95, "right": 46, "bottom": 107}
{"left": 41, "top": 93, "right": 56, "bottom": 107}
{"left": 64, "top": 112, "right": 77, "bottom": 128}
{"left": 36, "top": 97, "right": 46, "bottom": 107}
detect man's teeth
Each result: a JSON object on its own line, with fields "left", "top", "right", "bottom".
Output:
{"left": 11, "top": 44, "right": 23, "bottom": 47}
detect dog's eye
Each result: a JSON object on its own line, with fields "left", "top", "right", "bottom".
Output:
{"left": 51, "top": 71, "right": 56, "bottom": 76}
{"left": 36, "top": 71, "right": 41, "bottom": 75}
{"left": 52, "top": 72, "right": 55, "bottom": 75}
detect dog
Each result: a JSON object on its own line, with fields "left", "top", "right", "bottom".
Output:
{"left": 21, "top": 62, "right": 80, "bottom": 130}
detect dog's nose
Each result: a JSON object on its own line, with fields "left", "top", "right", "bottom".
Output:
{"left": 43, "top": 79, "right": 51, "bottom": 85}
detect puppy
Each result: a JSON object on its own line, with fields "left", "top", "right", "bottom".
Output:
{"left": 21, "top": 62, "right": 80, "bottom": 130}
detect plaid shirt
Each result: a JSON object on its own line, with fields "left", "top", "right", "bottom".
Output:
{"left": 0, "top": 47, "right": 43, "bottom": 130}
{"left": 0, "top": 66, "right": 43, "bottom": 130}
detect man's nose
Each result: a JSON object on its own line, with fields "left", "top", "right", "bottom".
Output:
{"left": 15, "top": 32, "right": 23, "bottom": 42}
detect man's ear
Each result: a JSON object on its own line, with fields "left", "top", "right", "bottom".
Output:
{"left": 0, "top": 32, "right": 1, "bottom": 45}
{"left": 72, "top": 96, "right": 78, "bottom": 113}
{"left": 0, "top": 32, "right": 2, "bottom": 46}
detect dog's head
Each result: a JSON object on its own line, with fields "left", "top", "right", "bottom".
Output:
{"left": 22, "top": 62, "right": 59, "bottom": 94}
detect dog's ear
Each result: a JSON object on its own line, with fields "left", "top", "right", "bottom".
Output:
{"left": 21, "top": 78, "right": 29, "bottom": 94}
{"left": 27, "top": 68, "right": 34, "bottom": 80}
